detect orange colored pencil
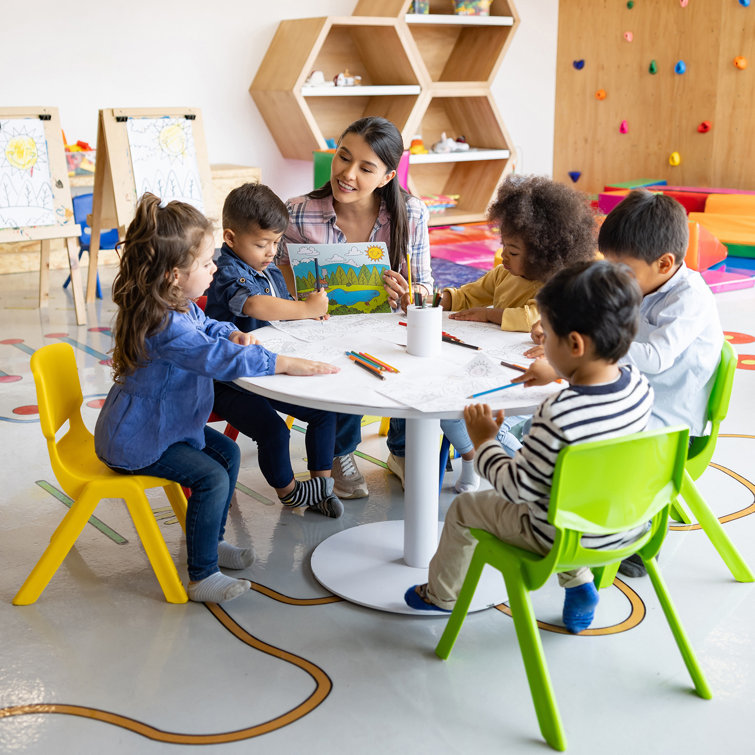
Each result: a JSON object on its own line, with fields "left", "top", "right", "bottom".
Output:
{"left": 359, "top": 352, "right": 400, "bottom": 373}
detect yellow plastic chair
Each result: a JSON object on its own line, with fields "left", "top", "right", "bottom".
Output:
{"left": 435, "top": 427, "right": 711, "bottom": 751}
{"left": 14, "top": 343, "right": 189, "bottom": 605}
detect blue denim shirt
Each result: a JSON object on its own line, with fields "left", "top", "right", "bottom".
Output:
{"left": 205, "top": 243, "right": 292, "bottom": 332}
{"left": 95, "top": 302, "right": 277, "bottom": 470}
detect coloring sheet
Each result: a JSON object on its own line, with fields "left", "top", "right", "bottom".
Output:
{"left": 126, "top": 117, "right": 204, "bottom": 211}
{"left": 288, "top": 242, "right": 391, "bottom": 316}
{"left": 0, "top": 118, "right": 56, "bottom": 228}
{"left": 269, "top": 312, "right": 401, "bottom": 343}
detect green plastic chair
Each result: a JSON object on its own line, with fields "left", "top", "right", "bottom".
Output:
{"left": 435, "top": 427, "right": 712, "bottom": 751}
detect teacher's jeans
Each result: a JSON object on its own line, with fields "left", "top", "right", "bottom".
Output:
{"left": 334, "top": 413, "right": 363, "bottom": 457}
{"left": 113, "top": 426, "right": 240, "bottom": 582}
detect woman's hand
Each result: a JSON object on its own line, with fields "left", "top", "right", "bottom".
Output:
{"left": 229, "top": 330, "right": 260, "bottom": 346}
{"left": 275, "top": 356, "right": 339, "bottom": 376}
{"left": 463, "top": 403, "right": 504, "bottom": 449}
{"left": 382, "top": 269, "right": 409, "bottom": 310}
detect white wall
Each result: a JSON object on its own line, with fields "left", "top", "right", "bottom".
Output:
{"left": 0, "top": 0, "right": 558, "bottom": 203}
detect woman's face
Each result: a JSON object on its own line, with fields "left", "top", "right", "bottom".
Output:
{"left": 330, "top": 132, "right": 396, "bottom": 208}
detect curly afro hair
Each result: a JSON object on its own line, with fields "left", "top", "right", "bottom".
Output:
{"left": 487, "top": 175, "right": 597, "bottom": 282}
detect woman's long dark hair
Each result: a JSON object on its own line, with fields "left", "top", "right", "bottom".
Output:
{"left": 308, "top": 117, "right": 409, "bottom": 271}
{"left": 111, "top": 193, "right": 212, "bottom": 382}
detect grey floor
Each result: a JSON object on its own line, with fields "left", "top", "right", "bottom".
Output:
{"left": 1, "top": 266, "right": 754, "bottom": 754}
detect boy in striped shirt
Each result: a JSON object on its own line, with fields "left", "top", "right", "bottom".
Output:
{"left": 405, "top": 261, "right": 653, "bottom": 633}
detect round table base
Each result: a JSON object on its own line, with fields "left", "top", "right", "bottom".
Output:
{"left": 311, "top": 520, "right": 508, "bottom": 615}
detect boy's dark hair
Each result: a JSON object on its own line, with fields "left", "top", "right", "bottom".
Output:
{"left": 598, "top": 189, "right": 689, "bottom": 264}
{"left": 487, "top": 174, "right": 596, "bottom": 282}
{"left": 222, "top": 182, "right": 288, "bottom": 235}
{"left": 536, "top": 260, "right": 642, "bottom": 363}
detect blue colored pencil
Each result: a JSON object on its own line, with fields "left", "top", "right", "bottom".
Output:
{"left": 314, "top": 258, "right": 321, "bottom": 291}
{"left": 467, "top": 382, "right": 518, "bottom": 399}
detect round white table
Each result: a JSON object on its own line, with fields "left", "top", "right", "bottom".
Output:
{"left": 235, "top": 313, "right": 553, "bottom": 614}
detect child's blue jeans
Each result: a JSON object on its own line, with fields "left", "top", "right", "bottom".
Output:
{"left": 114, "top": 426, "right": 240, "bottom": 582}
{"left": 213, "top": 381, "right": 336, "bottom": 488}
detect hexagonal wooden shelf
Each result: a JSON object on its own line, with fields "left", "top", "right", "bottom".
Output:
{"left": 250, "top": 0, "right": 518, "bottom": 224}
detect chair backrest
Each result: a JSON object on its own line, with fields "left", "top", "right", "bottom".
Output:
{"left": 30, "top": 343, "right": 98, "bottom": 499}
{"left": 549, "top": 426, "right": 689, "bottom": 536}
{"left": 71, "top": 192, "right": 94, "bottom": 226}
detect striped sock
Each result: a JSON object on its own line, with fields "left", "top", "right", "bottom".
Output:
{"left": 217, "top": 540, "right": 255, "bottom": 570}
{"left": 279, "top": 477, "right": 335, "bottom": 508}
{"left": 187, "top": 571, "right": 250, "bottom": 603}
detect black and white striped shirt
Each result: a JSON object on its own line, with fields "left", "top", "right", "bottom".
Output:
{"left": 474, "top": 365, "right": 654, "bottom": 551}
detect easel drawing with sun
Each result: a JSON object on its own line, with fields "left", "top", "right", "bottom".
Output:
{"left": 85, "top": 107, "right": 215, "bottom": 301}
{"left": 0, "top": 107, "right": 86, "bottom": 324}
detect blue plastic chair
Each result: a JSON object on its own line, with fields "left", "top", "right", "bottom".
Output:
{"left": 63, "top": 193, "right": 119, "bottom": 299}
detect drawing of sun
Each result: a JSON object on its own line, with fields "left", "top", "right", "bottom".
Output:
{"left": 5, "top": 136, "right": 38, "bottom": 171}
{"left": 365, "top": 245, "right": 385, "bottom": 261}
{"left": 158, "top": 124, "right": 187, "bottom": 157}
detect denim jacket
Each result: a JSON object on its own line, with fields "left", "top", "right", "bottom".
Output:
{"left": 205, "top": 243, "right": 292, "bottom": 332}
{"left": 95, "top": 302, "right": 277, "bottom": 469}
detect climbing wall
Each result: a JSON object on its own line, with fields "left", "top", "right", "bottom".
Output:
{"left": 553, "top": 0, "right": 755, "bottom": 194}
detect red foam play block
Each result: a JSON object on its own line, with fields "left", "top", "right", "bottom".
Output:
{"left": 685, "top": 221, "right": 728, "bottom": 272}
{"left": 662, "top": 191, "right": 709, "bottom": 214}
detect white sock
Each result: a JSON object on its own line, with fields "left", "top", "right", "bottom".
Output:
{"left": 187, "top": 571, "right": 250, "bottom": 603}
{"left": 454, "top": 459, "right": 479, "bottom": 494}
{"left": 217, "top": 540, "right": 255, "bottom": 570}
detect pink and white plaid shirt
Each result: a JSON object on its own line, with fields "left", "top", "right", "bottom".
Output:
{"left": 276, "top": 193, "right": 433, "bottom": 293}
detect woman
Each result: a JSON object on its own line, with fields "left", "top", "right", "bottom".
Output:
{"left": 276, "top": 116, "right": 433, "bottom": 499}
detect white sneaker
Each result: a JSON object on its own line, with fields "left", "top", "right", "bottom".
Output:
{"left": 386, "top": 452, "right": 406, "bottom": 489}
{"left": 332, "top": 453, "right": 368, "bottom": 499}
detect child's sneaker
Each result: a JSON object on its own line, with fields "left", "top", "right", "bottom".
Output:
{"left": 386, "top": 452, "right": 405, "bottom": 488}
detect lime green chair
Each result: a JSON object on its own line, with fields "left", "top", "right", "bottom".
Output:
{"left": 14, "top": 343, "right": 189, "bottom": 605}
{"left": 435, "top": 427, "right": 711, "bottom": 751}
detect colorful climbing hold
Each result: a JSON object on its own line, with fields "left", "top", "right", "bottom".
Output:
{"left": 669, "top": 151, "right": 681, "bottom": 166}
{"left": 734, "top": 56, "right": 748, "bottom": 70}
{"left": 619, "top": 120, "right": 629, "bottom": 134}
{"left": 675, "top": 60, "right": 686, "bottom": 74}
{"left": 738, "top": 0, "right": 750, "bottom": 7}
{"left": 627, "top": 0, "right": 634, "bottom": 7}
{"left": 624, "top": 31, "right": 634, "bottom": 42}
{"left": 568, "top": 171, "right": 582, "bottom": 183}
{"left": 649, "top": 60, "right": 658, "bottom": 74}
{"left": 573, "top": 59, "right": 585, "bottom": 70}
{"left": 697, "top": 121, "right": 712, "bottom": 133}
{"left": 595, "top": 89, "right": 607, "bottom": 100}
{"left": 680, "top": 0, "right": 688, "bottom": 7}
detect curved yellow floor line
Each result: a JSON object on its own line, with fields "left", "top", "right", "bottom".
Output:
{"left": 494, "top": 577, "right": 645, "bottom": 636}
{"left": 0, "top": 603, "right": 333, "bottom": 744}
{"left": 250, "top": 581, "right": 342, "bottom": 605}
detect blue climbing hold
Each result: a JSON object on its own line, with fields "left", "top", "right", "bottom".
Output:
{"left": 568, "top": 171, "right": 582, "bottom": 183}
{"left": 573, "top": 60, "right": 585, "bottom": 70}
{"left": 675, "top": 60, "right": 686, "bottom": 74}
{"left": 739, "top": 0, "right": 750, "bottom": 8}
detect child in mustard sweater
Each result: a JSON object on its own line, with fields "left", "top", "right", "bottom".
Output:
{"left": 388, "top": 176, "right": 596, "bottom": 493}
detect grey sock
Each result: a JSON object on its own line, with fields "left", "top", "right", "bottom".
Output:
{"left": 310, "top": 494, "right": 344, "bottom": 519}
{"left": 280, "top": 477, "right": 335, "bottom": 508}
{"left": 217, "top": 540, "right": 255, "bottom": 570}
{"left": 187, "top": 571, "right": 250, "bottom": 603}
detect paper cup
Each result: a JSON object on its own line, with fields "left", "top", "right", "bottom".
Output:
{"left": 406, "top": 304, "right": 442, "bottom": 357}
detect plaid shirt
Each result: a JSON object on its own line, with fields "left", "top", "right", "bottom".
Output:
{"left": 276, "top": 193, "right": 433, "bottom": 294}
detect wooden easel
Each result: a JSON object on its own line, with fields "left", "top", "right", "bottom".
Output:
{"left": 86, "top": 107, "right": 215, "bottom": 302}
{"left": 0, "top": 107, "right": 86, "bottom": 324}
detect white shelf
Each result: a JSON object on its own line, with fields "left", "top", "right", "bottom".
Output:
{"left": 301, "top": 85, "right": 421, "bottom": 97}
{"left": 409, "top": 148, "right": 510, "bottom": 164}
{"left": 405, "top": 13, "right": 514, "bottom": 27}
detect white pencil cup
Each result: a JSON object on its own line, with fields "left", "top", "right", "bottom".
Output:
{"left": 406, "top": 304, "right": 442, "bottom": 357}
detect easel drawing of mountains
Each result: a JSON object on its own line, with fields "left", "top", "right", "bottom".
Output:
{"left": 0, "top": 173, "right": 55, "bottom": 228}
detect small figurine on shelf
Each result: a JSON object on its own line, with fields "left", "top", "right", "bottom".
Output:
{"left": 431, "top": 132, "right": 470, "bottom": 153}
{"left": 305, "top": 70, "right": 330, "bottom": 87}
{"left": 334, "top": 69, "right": 362, "bottom": 86}
{"left": 452, "top": 0, "right": 492, "bottom": 16}
{"left": 409, "top": 135, "right": 429, "bottom": 155}
{"left": 412, "top": 0, "right": 430, "bottom": 12}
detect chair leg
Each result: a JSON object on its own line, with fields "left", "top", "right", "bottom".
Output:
{"left": 669, "top": 499, "right": 693, "bottom": 524}
{"left": 680, "top": 471, "right": 754, "bottom": 582}
{"left": 435, "top": 547, "right": 487, "bottom": 660}
{"left": 13, "top": 488, "right": 102, "bottom": 605}
{"left": 123, "top": 489, "right": 188, "bottom": 604}
{"left": 378, "top": 416, "right": 390, "bottom": 436}
{"left": 592, "top": 561, "right": 620, "bottom": 590}
{"left": 502, "top": 568, "right": 567, "bottom": 751}
{"left": 644, "top": 557, "right": 712, "bottom": 699}
{"left": 164, "top": 482, "right": 188, "bottom": 531}
{"left": 438, "top": 435, "right": 451, "bottom": 494}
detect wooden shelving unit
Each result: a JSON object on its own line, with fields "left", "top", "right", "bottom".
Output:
{"left": 250, "top": 0, "right": 518, "bottom": 225}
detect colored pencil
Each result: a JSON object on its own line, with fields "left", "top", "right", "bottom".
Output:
{"left": 406, "top": 251, "right": 413, "bottom": 302}
{"left": 399, "top": 321, "right": 407, "bottom": 326}
{"left": 442, "top": 335, "right": 481, "bottom": 350}
{"left": 359, "top": 352, "right": 400, "bottom": 373}
{"left": 467, "top": 382, "right": 518, "bottom": 399}
{"left": 500, "top": 360, "right": 527, "bottom": 373}
{"left": 348, "top": 351, "right": 386, "bottom": 371}
{"left": 348, "top": 355, "right": 386, "bottom": 380}
{"left": 314, "top": 258, "right": 321, "bottom": 291}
